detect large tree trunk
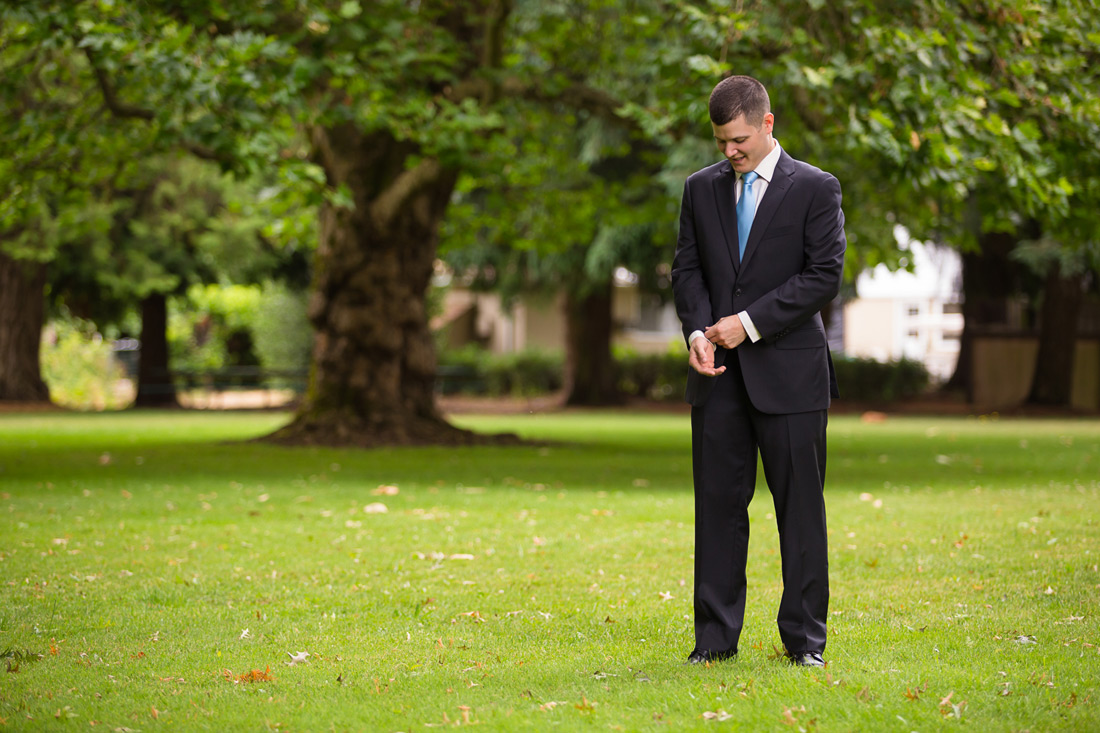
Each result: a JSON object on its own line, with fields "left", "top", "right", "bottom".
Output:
{"left": 943, "top": 230, "right": 1026, "bottom": 400}
{"left": 563, "top": 284, "right": 622, "bottom": 406}
{"left": 1026, "top": 262, "right": 1085, "bottom": 406}
{"left": 267, "top": 126, "right": 513, "bottom": 447}
{"left": 134, "top": 292, "right": 178, "bottom": 407}
{"left": 0, "top": 250, "right": 50, "bottom": 402}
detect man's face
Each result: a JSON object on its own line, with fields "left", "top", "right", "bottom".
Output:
{"left": 712, "top": 113, "right": 775, "bottom": 173}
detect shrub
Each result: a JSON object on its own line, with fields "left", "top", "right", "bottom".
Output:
{"left": 832, "top": 355, "right": 930, "bottom": 402}
{"left": 614, "top": 347, "right": 687, "bottom": 401}
{"left": 41, "top": 316, "right": 131, "bottom": 410}
{"left": 251, "top": 282, "right": 312, "bottom": 388}
{"left": 437, "top": 346, "right": 563, "bottom": 397}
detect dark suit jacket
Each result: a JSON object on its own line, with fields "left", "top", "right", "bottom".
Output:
{"left": 671, "top": 150, "right": 846, "bottom": 413}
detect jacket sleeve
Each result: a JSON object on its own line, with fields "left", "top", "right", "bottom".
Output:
{"left": 744, "top": 173, "right": 846, "bottom": 340}
{"left": 671, "top": 179, "right": 714, "bottom": 345}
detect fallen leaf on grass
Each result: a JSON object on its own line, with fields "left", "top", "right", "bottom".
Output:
{"left": 658, "top": 591, "right": 674, "bottom": 601}
{"left": 575, "top": 696, "right": 595, "bottom": 712}
{"left": 539, "top": 701, "right": 568, "bottom": 711}
{"left": 938, "top": 692, "right": 966, "bottom": 719}
{"left": 455, "top": 611, "right": 485, "bottom": 623}
{"left": 702, "top": 710, "right": 732, "bottom": 721}
{"left": 235, "top": 666, "right": 273, "bottom": 683}
{"left": 286, "top": 651, "right": 310, "bottom": 665}
{"left": 904, "top": 681, "right": 928, "bottom": 701}
{"left": 1014, "top": 635, "right": 1037, "bottom": 645}
{"left": 372, "top": 485, "right": 399, "bottom": 496}
{"left": 781, "top": 706, "right": 808, "bottom": 726}
{"left": 239, "top": 629, "right": 252, "bottom": 640}
{"left": 363, "top": 503, "right": 388, "bottom": 514}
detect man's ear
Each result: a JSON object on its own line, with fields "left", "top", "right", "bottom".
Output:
{"left": 762, "top": 112, "right": 775, "bottom": 134}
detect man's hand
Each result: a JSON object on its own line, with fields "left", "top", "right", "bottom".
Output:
{"left": 689, "top": 336, "right": 726, "bottom": 377}
{"left": 704, "top": 315, "right": 747, "bottom": 350}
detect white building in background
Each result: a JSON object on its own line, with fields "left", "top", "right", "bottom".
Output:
{"left": 842, "top": 237, "right": 963, "bottom": 382}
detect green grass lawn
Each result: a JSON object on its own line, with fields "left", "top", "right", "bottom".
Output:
{"left": 0, "top": 409, "right": 1097, "bottom": 731}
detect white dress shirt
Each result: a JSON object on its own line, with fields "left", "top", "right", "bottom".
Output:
{"left": 689, "top": 139, "right": 783, "bottom": 349}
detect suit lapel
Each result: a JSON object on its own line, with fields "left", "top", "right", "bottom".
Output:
{"left": 710, "top": 163, "right": 740, "bottom": 273}
{"left": 740, "top": 151, "right": 795, "bottom": 273}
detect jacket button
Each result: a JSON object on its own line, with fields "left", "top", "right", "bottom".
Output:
{"left": 734, "top": 288, "right": 742, "bottom": 297}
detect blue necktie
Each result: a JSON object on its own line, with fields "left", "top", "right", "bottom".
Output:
{"left": 737, "top": 170, "right": 759, "bottom": 259}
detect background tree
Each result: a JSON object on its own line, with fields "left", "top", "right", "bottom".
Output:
{"left": 47, "top": 156, "right": 302, "bottom": 406}
{"left": 441, "top": 107, "right": 674, "bottom": 406}
{"left": 0, "top": 22, "right": 146, "bottom": 402}
{"left": 3, "top": 0, "right": 693, "bottom": 442}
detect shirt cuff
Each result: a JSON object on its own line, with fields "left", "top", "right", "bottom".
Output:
{"left": 688, "top": 330, "right": 707, "bottom": 347}
{"left": 737, "top": 311, "right": 762, "bottom": 343}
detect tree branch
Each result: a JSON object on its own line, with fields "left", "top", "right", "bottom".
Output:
{"left": 83, "top": 47, "right": 154, "bottom": 120}
{"left": 82, "top": 47, "right": 230, "bottom": 165}
{"left": 370, "top": 157, "right": 445, "bottom": 230}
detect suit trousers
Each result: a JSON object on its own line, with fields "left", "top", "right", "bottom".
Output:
{"left": 690, "top": 356, "right": 830, "bottom": 656}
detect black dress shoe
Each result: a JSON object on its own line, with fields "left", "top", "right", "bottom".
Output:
{"left": 790, "top": 652, "right": 825, "bottom": 668}
{"left": 685, "top": 649, "right": 737, "bottom": 665}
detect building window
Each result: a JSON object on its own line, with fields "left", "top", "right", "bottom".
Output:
{"left": 942, "top": 330, "right": 961, "bottom": 342}
{"left": 907, "top": 305, "right": 920, "bottom": 317}
{"left": 907, "top": 329, "right": 919, "bottom": 338}
{"left": 942, "top": 302, "right": 962, "bottom": 314}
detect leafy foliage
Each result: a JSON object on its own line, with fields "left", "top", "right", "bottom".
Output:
{"left": 40, "top": 314, "right": 131, "bottom": 410}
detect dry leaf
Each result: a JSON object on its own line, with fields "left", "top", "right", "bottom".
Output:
{"left": 372, "top": 485, "right": 400, "bottom": 496}
{"left": 363, "top": 503, "right": 388, "bottom": 514}
{"left": 286, "top": 651, "right": 310, "bottom": 665}
{"left": 236, "top": 666, "right": 273, "bottom": 683}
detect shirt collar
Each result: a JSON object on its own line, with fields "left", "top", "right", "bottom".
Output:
{"left": 741, "top": 139, "right": 782, "bottom": 184}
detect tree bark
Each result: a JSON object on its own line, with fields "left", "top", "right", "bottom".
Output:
{"left": 134, "top": 292, "right": 178, "bottom": 407}
{"left": 563, "top": 283, "right": 622, "bottom": 406}
{"left": 943, "top": 230, "right": 1027, "bottom": 400}
{"left": 1026, "top": 262, "right": 1085, "bottom": 406}
{"left": 0, "top": 250, "right": 50, "bottom": 402}
{"left": 266, "top": 125, "right": 515, "bottom": 447}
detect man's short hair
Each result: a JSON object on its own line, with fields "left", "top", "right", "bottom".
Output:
{"left": 709, "top": 75, "right": 771, "bottom": 126}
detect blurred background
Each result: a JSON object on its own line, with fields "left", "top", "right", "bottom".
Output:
{"left": 2, "top": 0, "right": 1097, "bottom": 432}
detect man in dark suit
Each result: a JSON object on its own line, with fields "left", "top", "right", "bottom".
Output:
{"left": 671, "top": 75, "right": 845, "bottom": 668}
